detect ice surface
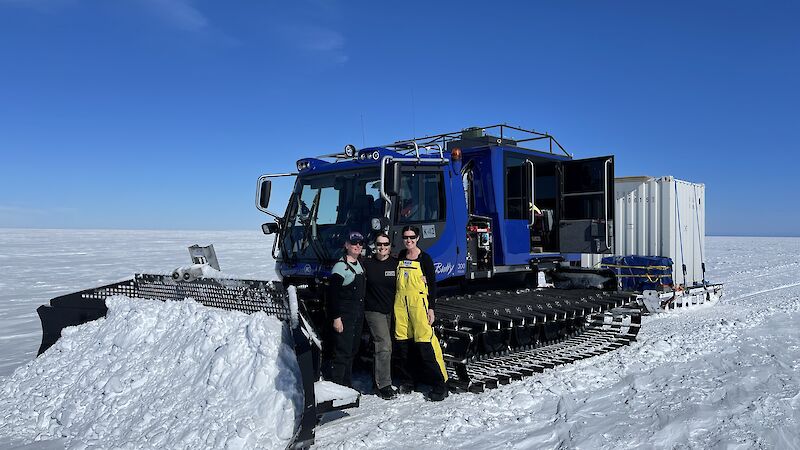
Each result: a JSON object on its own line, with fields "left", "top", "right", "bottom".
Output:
{"left": 0, "top": 230, "right": 799, "bottom": 449}
{"left": 0, "top": 295, "right": 302, "bottom": 449}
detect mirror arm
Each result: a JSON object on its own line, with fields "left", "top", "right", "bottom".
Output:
{"left": 256, "top": 173, "right": 297, "bottom": 219}
{"left": 379, "top": 156, "right": 394, "bottom": 219}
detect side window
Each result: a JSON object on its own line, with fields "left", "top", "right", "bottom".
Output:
{"left": 561, "top": 159, "right": 608, "bottom": 220}
{"left": 505, "top": 154, "right": 529, "bottom": 220}
{"left": 396, "top": 172, "right": 445, "bottom": 223}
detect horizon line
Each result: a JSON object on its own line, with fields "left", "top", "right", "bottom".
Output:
{"left": 1, "top": 226, "right": 799, "bottom": 239}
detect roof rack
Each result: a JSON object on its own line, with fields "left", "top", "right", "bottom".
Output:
{"left": 382, "top": 124, "right": 571, "bottom": 158}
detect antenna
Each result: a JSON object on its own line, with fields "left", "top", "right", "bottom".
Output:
{"left": 411, "top": 88, "right": 416, "bottom": 138}
{"left": 360, "top": 113, "right": 366, "bottom": 147}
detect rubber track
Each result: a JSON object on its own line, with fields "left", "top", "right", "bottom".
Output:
{"left": 435, "top": 289, "right": 642, "bottom": 393}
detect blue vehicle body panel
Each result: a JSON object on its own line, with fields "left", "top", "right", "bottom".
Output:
{"left": 492, "top": 148, "right": 531, "bottom": 266}
{"left": 423, "top": 158, "right": 467, "bottom": 282}
{"left": 296, "top": 148, "right": 409, "bottom": 175}
{"left": 462, "top": 145, "right": 571, "bottom": 267}
{"left": 273, "top": 139, "right": 601, "bottom": 283}
{"left": 279, "top": 261, "right": 331, "bottom": 280}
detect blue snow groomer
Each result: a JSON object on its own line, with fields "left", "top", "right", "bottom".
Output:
{"left": 257, "top": 124, "right": 616, "bottom": 288}
{"left": 257, "top": 124, "right": 640, "bottom": 395}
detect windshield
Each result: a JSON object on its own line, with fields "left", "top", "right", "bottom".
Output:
{"left": 279, "top": 169, "right": 384, "bottom": 263}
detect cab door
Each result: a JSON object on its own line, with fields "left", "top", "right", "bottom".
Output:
{"left": 388, "top": 167, "right": 450, "bottom": 258}
{"left": 558, "top": 156, "right": 614, "bottom": 253}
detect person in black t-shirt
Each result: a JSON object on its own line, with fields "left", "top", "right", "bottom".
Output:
{"left": 362, "top": 232, "right": 398, "bottom": 400}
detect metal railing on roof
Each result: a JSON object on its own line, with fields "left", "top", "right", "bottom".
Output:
{"left": 384, "top": 124, "right": 571, "bottom": 158}
{"left": 305, "top": 124, "right": 571, "bottom": 162}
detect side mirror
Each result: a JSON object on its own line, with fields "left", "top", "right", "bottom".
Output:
{"left": 384, "top": 162, "right": 401, "bottom": 196}
{"left": 370, "top": 217, "right": 389, "bottom": 231}
{"left": 257, "top": 179, "right": 272, "bottom": 211}
{"left": 261, "top": 222, "right": 279, "bottom": 235}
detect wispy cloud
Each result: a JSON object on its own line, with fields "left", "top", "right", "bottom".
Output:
{"left": 1, "top": 0, "right": 209, "bottom": 33}
{"left": 0, "top": 0, "right": 74, "bottom": 13}
{"left": 138, "top": 0, "right": 207, "bottom": 32}
{"left": 275, "top": 23, "right": 348, "bottom": 64}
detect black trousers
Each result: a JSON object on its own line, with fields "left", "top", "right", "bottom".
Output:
{"left": 394, "top": 339, "right": 446, "bottom": 389}
{"left": 329, "top": 311, "right": 364, "bottom": 387}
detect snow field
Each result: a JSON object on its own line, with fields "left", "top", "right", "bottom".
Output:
{"left": 311, "top": 237, "right": 800, "bottom": 449}
{"left": 0, "top": 231, "right": 798, "bottom": 449}
{"left": 0, "top": 229, "right": 276, "bottom": 378}
{"left": 0, "top": 295, "right": 302, "bottom": 449}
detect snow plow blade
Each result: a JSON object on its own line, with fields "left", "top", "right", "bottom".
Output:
{"left": 435, "top": 288, "right": 642, "bottom": 393}
{"left": 36, "top": 273, "right": 358, "bottom": 450}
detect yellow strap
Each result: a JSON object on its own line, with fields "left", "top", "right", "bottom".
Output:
{"left": 615, "top": 274, "right": 672, "bottom": 278}
{"left": 601, "top": 264, "right": 671, "bottom": 270}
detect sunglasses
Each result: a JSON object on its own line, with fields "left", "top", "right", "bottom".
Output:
{"left": 402, "top": 235, "right": 418, "bottom": 240}
{"left": 375, "top": 242, "right": 390, "bottom": 247}
{"left": 348, "top": 240, "right": 363, "bottom": 246}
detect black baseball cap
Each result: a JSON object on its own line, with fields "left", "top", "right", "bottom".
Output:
{"left": 347, "top": 231, "right": 364, "bottom": 244}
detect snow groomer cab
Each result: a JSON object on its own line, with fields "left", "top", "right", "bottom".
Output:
{"left": 256, "top": 124, "right": 616, "bottom": 331}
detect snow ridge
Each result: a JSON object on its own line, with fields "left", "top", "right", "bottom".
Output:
{"left": 0, "top": 295, "right": 302, "bottom": 449}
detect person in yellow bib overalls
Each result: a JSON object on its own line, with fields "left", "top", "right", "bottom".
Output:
{"left": 394, "top": 225, "right": 449, "bottom": 401}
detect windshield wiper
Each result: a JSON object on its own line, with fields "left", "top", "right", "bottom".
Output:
{"left": 306, "top": 189, "right": 332, "bottom": 263}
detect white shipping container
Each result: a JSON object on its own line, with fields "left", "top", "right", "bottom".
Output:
{"left": 581, "top": 176, "right": 707, "bottom": 287}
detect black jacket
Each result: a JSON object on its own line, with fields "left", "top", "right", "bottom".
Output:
{"left": 327, "top": 258, "right": 366, "bottom": 318}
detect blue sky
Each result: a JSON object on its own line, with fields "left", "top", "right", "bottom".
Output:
{"left": 0, "top": 1, "right": 797, "bottom": 236}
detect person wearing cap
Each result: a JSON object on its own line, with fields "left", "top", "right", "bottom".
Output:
{"left": 326, "top": 231, "right": 366, "bottom": 387}
{"left": 394, "top": 225, "right": 449, "bottom": 401}
{"left": 362, "top": 232, "right": 399, "bottom": 400}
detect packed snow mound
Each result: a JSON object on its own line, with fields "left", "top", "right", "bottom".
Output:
{"left": 0, "top": 295, "right": 303, "bottom": 449}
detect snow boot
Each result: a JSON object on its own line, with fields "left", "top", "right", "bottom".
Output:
{"left": 377, "top": 386, "right": 398, "bottom": 400}
{"left": 427, "top": 384, "right": 448, "bottom": 402}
